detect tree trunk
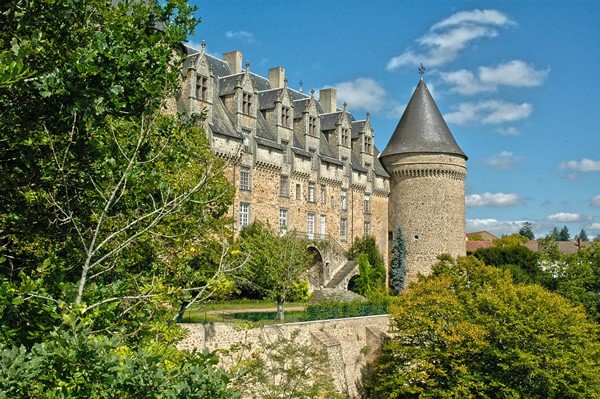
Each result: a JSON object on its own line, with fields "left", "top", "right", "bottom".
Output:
{"left": 277, "top": 300, "right": 284, "bottom": 322}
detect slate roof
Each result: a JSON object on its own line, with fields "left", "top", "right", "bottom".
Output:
{"left": 258, "top": 89, "right": 283, "bottom": 110}
{"left": 320, "top": 113, "right": 340, "bottom": 131}
{"left": 380, "top": 79, "right": 466, "bottom": 159}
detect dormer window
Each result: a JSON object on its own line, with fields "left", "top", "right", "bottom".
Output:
{"left": 282, "top": 106, "right": 291, "bottom": 127}
{"left": 364, "top": 136, "right": 373, "bottom": 153}
{"left": 242, "top": 92, "right": 253, "bottom": 115}
{"left": 309, "top": 116, "right": 317, "bottom": 136}
{"left": 341, "top": 128, "right": 349, "bottom": 146}
{"left": 196, "top": 75, "right": 208, "bottom": 101}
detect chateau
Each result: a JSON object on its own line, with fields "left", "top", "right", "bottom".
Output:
{"left": 178, "top": 42, "right": 467, "bottom": 288}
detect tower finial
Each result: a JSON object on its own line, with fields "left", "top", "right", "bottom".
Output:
{"left": 299, "top": 80, "right": 303, "bottom": 93}
{"left": 418, "top": 63, "right": 425, "bottom": 80}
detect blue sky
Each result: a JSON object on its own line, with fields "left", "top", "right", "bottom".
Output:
{"left": 187, "top": 1, "right": 600, "bottom": 239}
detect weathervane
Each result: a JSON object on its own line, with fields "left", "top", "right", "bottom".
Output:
{"left": 418, "top": 63, "right": 426, "bottom": 79}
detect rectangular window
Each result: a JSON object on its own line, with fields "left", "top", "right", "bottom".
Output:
{"left": 340, "top": 218, "right": 347, "bottom": 241}
{"left": 279, "top": 175, "right": 289, "bottom": 197}
{"left": 364, "top": 193, "right": 371, "bottom": 213}
{"left": 281, "top": 140, "right": 289, "bottom": 163}
{"left": 330, "top": 195, "right": 335, "bottom": 208}
{"left": 308, "top": 182, "right": 316, "bottom": 203}
{"left": 364, "top": 221, "right": 371, "bottom": 237}
{"left": 282, "top": 106, "right": 291, "bottom": 127}
{"left": 320, "top": 184, "right": 327, "bottom": 204}
{"left": 295, "top": 183, "right": 301, "bottom": 200}
{"left": 340, "top": 189, "right": 347, "bottom": 211}
{"left": 307, "top": 213, "right": 315, "bottom": 240}
{"left": 365, "top": 163, "right": 372, "bottom": 181}
{"left": 242, "top": 92, "right": 253, "bottom": 115}
{"left": 279, "top": 208, "right": 288, "bottom": 231}
{"left": 239, "top": 203, "right": 249, "bottom": 229}
{"left": 319, "top": 215, "right": 326, "bottom": 239}
{"left": 196, "top": 75, "right": 208, "bottom": 101}
{"left": 309, "top": 116, "right": 317, "bottom": 136}
{"left": 240, "top": 166, "right": 250, "bottom": 191}
{"left": 341, "top": 128, "right": 349, "bottom": 146}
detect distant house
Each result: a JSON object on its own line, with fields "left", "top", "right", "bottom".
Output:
{"left": 523, "top": 240, "right": 593, "bottom": 255}
{"left": 466, "top": 240, "right": 496, "bottom": 254}
{"left": 466, "top": 231, "right": 499, "bottom": 241}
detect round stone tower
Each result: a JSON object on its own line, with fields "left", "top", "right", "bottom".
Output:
{"left": 380, "top": 78, "right": 467, "bottom": 284}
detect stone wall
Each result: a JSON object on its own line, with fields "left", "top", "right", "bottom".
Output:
{"left": 178, "top": 315, "right": 390, "bottom": 398}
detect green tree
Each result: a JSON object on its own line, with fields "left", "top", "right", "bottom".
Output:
{"left": 472, "top": 245, "right": 541, "bottom": 284}
{"left": 228, "top": 330, "right": 346, "bottom": 399}
{"left": 348, "top": 236, "right": 386, "bottom": 296}
{"left": 0, "top": 323, "right": 237, "bottom": 398}
{"left": 553, "top": 243, "right": 600, "bottom": 323}
{"left": 0, "top": 1, "right": 239, "bottom": 396}
{"left": 518, "top": 221, "right": 535, "bottom": 240}
{"left": 548, "top": 226, "right": 560, "bottom": 240}
{"left": 240, "top": 223, "right": 312, "bottom": 321}
{"left": 389, "top": 226, "right": 407, "bottom": 295}
{"left": 559, "top": 225, "right": 571, "bottom": 241}
{"left": 0, "top": 0, "right": 239, "bottom": 347}
{"left": 577, "top": 229, "right": 589, "bottom": 242}
{"left": 493, "top": 233, "right": 528, "bottom": 247}
{"left": 363, "top": 255, "right": 600, "bottom": 398}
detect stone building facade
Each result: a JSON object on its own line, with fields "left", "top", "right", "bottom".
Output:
{"left": 177, "top": 43, "right": 466, "bottom": 289}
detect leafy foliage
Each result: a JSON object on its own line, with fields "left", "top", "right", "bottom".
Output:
{"left": 0, "top": 0, "right": 239, "bottom": 347}
{"left": 0, "top": 324, "right": 237, "bottom": 399}
{"left": 472, "top": 245, "right": 541, "bottom": 284}
{"left": 363, "top": 255, "right": 600, "bottom": 398}
{"left": 239, "top": 222, "right": 312, "bottom": 321}
{"left": 559, "top": 225, "right": 571, "bottom": 241}
{"left": 0, "top": 1, "right": 240, "bottom": 396}
{"left": 348, "top": 236, "right": 386, "bottom": 297}
{"left": 389, "top": 226, "right": 407, "bottom": 295}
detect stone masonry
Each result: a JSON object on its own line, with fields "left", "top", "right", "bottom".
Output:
{"left": 177, "top": 315, "right": 390, "bottom": 398}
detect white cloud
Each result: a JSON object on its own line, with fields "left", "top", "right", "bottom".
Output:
{"left": 328, "top": 78, "right": 404, "bottom": 119}
{"left": 445, "top": 100, "right": 533, "bottom": 125}
{"left": 466, "top": 192, "right": 520, "bottom": 207}
{"left": 387, "top": 9, "right": 514, "bottom": 70}
{"left": 591, "top": 195, "right": 600, "bottom": 207}
{"left": 484, "top": 151, "right": 521, "bottom": 171}
{"left": 496, "top": 126, "right": 520, "bottom": 136}
{"left": 225, "top": 30, "right": 255, "bottom": 43}
{"left": 560, "top": 158, "right": 600, "bottom": 172}
{"left": 440, "top": 60, "right": 549, "bottom": 94}
{"left": 589, "top": 223, "right": 600, "bottom": 231}
{"left": 546, "top": 212, "right": 582, "bottom": 222}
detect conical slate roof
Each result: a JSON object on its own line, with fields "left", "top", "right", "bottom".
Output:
{"left": 380, "top": 79, "right": 466, "bottom": 159}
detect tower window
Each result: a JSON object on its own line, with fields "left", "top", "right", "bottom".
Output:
{"left": 309, "top": 116, "right": 317, "bottom": 136}
{"left": 282, "top": 106, "right": 291, "bottom": 127}
{"left": 239, "top": 203, "right": 250, "bottom": 229}
{"left": 196, "top": 75, "right": 208, "bottom": 101}
{"left": 240, "top": 167, "right": 250, "bottom": 191}
{"left": 279, "top": 175, "right": 289, "bottom": 197}
{"left": 242, "top": 92, "right": 253, "bottom": 115}
{"left": 340, "top": 189, "right": 347, "bottom": 211}
{"left": 341, "top": 128, "right": 349, "bottom": 146}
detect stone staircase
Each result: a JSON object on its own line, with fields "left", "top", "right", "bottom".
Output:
{"left": 325, "top": 260, "right": 358, "bottom": 289}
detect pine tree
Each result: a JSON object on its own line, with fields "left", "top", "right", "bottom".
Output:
{"left": 518, "top": 221, "right": 535, "bottom": 240}
{"left": 578, "top": 229, "right": 589, "bottom": 242}
{"left": 389, "top": 226, "right": 407, "bottom": 295}
{"left": 558, "top": 225, "right": 571, "bottom": 241}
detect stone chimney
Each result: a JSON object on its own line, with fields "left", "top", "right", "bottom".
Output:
{"left": 223, "top": 51, "right": 243, "bottom": 74}
{"left": 319, "top": 88, "right": 337, "bottom": 113}
{"left": 269, "top": 67, "right": 286, "bottom": 89}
